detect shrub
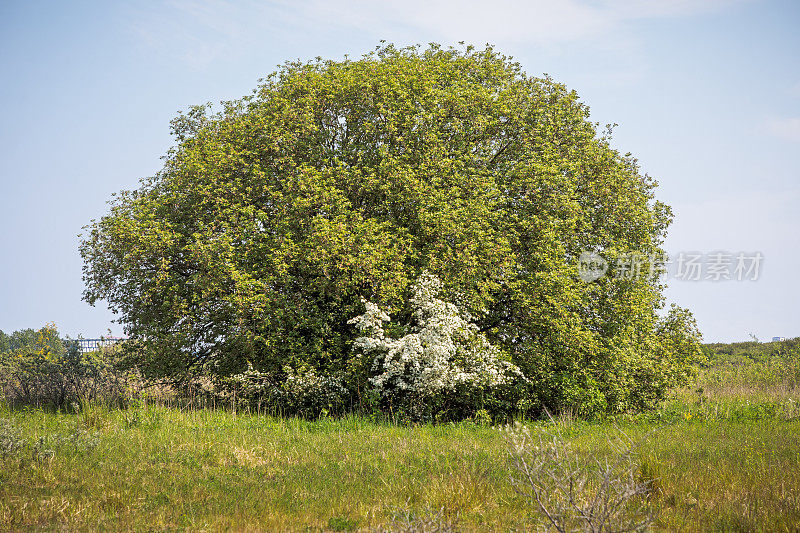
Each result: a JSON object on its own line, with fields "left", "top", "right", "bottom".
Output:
{"left": 504, "top": 419, "right": 653, "bottom": 532}
{"left": 0, "top": 419, "right": 26, "bottom": 459}
{"left": 0, "top": 324, "right": 129, "bottom": 408}
{"left": 219, "top": 362, "right": 349, "bottom": 417}
{"left": 349, "top": 271, "right": 525, "bottom": 420}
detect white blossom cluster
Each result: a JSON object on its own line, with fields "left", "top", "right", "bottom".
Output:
{"left": 281, "top": 365, "right": 348, "bottom": 409}
{"left": 349, "top": 271, "right": 522, "bottom": 398}
{"left": 228, "top": 362, "right": 347, "bottom": 411}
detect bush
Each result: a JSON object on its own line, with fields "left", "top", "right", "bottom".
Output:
{"left": 349, "top": 271, "right": 525, "bottom": 420}
{"left": 0, "top": 324, "right": 129, "bottom": 408}
{"left": 222, "top": 362, "right": 349, "bottom": 417}
{"left": 504, "top": 419, "right": 653, "bottom": 532}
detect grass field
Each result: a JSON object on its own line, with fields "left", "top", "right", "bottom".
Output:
{"left": 2, "top": 340, "right": 799, "bottom": 531}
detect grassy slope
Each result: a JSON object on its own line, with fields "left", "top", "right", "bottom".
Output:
{"left": 1, "top": 339, "right": 799, "bottom": 532}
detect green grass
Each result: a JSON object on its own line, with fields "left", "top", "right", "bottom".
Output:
{"left": 2, "top": 338, "right": 799, "bottom": 531}
{"left": 2, "top": 404, "right": 800, "bottom": 531}
{"left": 1, "top": 406, "right": 521, "bottom": 531}
{"left": 652, "top": 337, "right": 800, "bottom": 424}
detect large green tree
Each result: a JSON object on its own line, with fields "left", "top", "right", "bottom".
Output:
{"left": 81, "top": 44, "right": 701, "bottom": 414}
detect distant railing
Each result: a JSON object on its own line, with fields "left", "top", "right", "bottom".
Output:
{"left": 76, "top": 337, "right": 127, "bottom": 353}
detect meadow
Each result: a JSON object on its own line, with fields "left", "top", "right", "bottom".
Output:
{"left": 2, "top": 339, "right": 799, "bottom": 532}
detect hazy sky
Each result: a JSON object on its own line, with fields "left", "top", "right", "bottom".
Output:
{"left": 1, "top": 0, "right": 798, "bottom": 342}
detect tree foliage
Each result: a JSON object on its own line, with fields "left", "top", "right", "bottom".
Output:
{"left": 81, "top": 44, "right": 701, "bottom": 416}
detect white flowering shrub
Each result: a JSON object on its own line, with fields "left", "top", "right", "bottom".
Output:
{"left": 349, "top": 271, "right": 524, "bottom": 417}
{"left": 223, "top": 362, "right": 348, "bottom": 416}
{"left": 281, "top": 365, "right": 348, "bottom": 415}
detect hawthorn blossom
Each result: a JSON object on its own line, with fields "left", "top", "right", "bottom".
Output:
{"left": 349, "top": 271, "right": 521, "bottom": 398}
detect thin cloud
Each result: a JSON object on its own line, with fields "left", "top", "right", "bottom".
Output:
{"left": 763, "top": 117, "right": 800, "bottom": 143}
{"left": 126, "top": 0, "right": 286, "bottom": 68}
{"left": 125, "top": 0, "right": 748, "bottom": 67}
{"left": 294, "top": 0, "right": 747, "bottom": 44}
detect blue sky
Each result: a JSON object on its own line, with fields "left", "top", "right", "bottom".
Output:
{"left": 1, "top": 0, "right": 798, "bottom": 342}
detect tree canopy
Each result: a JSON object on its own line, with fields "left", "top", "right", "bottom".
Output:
{"left": 81, "top": 44, "right": 701, "bottom": 416}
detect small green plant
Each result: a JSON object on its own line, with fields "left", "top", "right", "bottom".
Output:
{"left": 31, "top": 436, "right": 55, "bottom": 462}
{"left": 0, "top": 418, "right": 56, "bottom": 463}
{"left": 327, "top": 515, "right": 358, "bottom": 531}
{"left": 122, "top": 403, "right": 163, "bottom": 429}
{"left": 82, "top": 403, "right": 113, "bottom": 430}
{"left": 473, "top": 409, "right": 492, "bottom": 427}
{"left": 0, "top": 418, "right": 25, "bottom": 459}
{"left": 40, "top": 421, "right": 100, "bottom": 455}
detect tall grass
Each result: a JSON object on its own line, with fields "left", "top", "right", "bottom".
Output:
{"left": 650, "top": 337, "right": 800, "bottom": 424}
{"left": 2, "top": 338, "right": 799, "bottom": 531}
{"left": 1, "top": 401, "right": 799, "bottom": 531}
